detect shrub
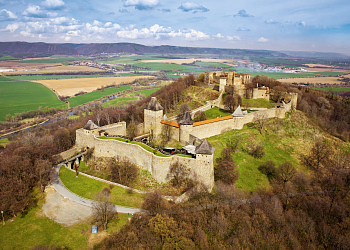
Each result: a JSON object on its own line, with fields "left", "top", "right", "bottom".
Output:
{"left": 258, "top": 160, "right": 276, "bottom": 179}
{"left": 249, "top": 144, "right": 265, "bottom": 158}
{"left": 110, "top": 157, "right": 139, "bottom": 187}
{"left": 193, "top": 111, "right": 207, "bottom": 122}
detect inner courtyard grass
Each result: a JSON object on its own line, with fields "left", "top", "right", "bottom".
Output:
{"left": 242, "top": 98, "right": 274, "bottom": 109}
{"left": 204, "top": 107, "right": 231, "bottom": 119}
{"left": 59, "top": 167, "right": 145, "bottom": 208}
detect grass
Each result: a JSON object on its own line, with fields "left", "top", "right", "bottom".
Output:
{"left": 8, "top": 74, "right": 115, "bottom": 81}
{"left": 207, "top": 111, "right": 327, "bottom": 192}
{"left": 313, "top": 87, "right": 350, "bottom": 93}
{"left": 204, "top": 107, "right": 232, "bottom": 119}
{"left": 0, "top": 80, "right": 67, "bottom": 121}
{"left": 245, "top": 71, "right": 347, "bottom": 79}
{"left": 97, "top": 136, "right": 170, "bottom": 157}
{"left": 0, "top": 192, "right": 129, "bottom": 250}
{"left": 67, "top": 85, "right": 132, "bottom": 107}
{"left": 0, "top": 138, "right": 10, "bottom": 145}
{"left": 134, "top": 88, "right": 160, "bottom": 96}
{"left": 0, "top": 76, "right": 14, "bottom": 81}
{"left": 13, "top": 57, "right": 89, "bottom": 64}
{"left": 102, "top": 97, "right": 137, "bottom": 107}
{"left": 59, "top": 167, "right": 145, "bottom": 208}
{"left": 242, "top": 98, "right": 275, "bottom": 109}
{"left": 133, "top": 62, "right": 195, "bottom": 71}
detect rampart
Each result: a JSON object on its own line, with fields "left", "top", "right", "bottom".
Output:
{"left": 75, "top": 130, "right": 214, "bottom": 190}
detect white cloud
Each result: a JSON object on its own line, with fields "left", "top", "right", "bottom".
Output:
{"left": 227, "top": 35, "right": 240, "bottom": 41}
{"left": 5, "top": 23, "right": 19, "bottom": 32}
{"left": 22, "top": 5, "right": 55, "bottom": 18}
{"left": 298, "top": 21, "right": 306, "bottom": 27}
{"left": 41, "top": 0, "right": 65, "bottom": 10}
{"left": 214, "top": 33, "right": 224, "bottom": 39}
{"left": 265, "top": 19, "right": 278, "bottom": 24}
{"left": 93, "top": 20, "right": 103, "bottom": 26}
{"left": 124, "top": 0, "right": 160, "bottom": 10}
{"left": 178, "top": 2, "right": 209, "bottom": 13}
{"left": 0, "top": 9, "right": 17, "bottom": 21}
{"left": 234, "top": 9, "right": 253, "bottom": 17}
{"left": 257, "top": 37, "right": 269, "bottom": 42}
{"left": 184, "top": 29, "right": 210, "bottom": 41}
{"left": 237, "top": 27, "right": 250, "bottom": 31}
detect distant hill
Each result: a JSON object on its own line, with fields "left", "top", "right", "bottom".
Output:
{"left": 0, "top": 42, "right": 77, "bottom": 58}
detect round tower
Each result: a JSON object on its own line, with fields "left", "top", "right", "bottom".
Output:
{"left": 195, "top": 139, "right": 215, "bottom": 191}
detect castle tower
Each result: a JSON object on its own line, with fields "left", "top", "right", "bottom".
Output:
{"left": 179, "top": 111, "right": 193, "bottom": 145}
{"left": 144, "top": 97, "right": 164, "bottom": 137}
{"left": 195, "top": 139, "right": 215, "bottom": 190}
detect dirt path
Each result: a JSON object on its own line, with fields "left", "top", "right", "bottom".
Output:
{"left": 43, "top": 185, "right": 93, "bottom": 227}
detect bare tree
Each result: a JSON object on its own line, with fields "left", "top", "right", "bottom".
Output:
{"left": 160, "top": 125, "right": 173, "bottom": 147}
{"left": 126, "top": 123, "right": 137, "bottom": 138}
{"left": 93, "top": 187, "right": 117, "bottom": 230}
{"left": 254, "top": 112, "right": 268, "bottom": 135}
{"left": 104, "top": 109, "right": 110, "bottom": 125}
{"left": 167, "top": 161, "right": 190, "bottom": 187}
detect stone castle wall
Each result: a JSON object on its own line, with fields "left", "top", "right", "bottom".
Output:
{"left": 76, "top": 130, "right": 214, "bottom": 190}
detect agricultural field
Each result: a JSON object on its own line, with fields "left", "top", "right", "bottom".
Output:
{"left": 67, "top": 85, "right": 132, "bottom": 107}
{"left": 3, "top": 65, "right": 104, "bottom": 75}
{"left": 0, "top": 79, "right": 67, "bottom": 121}
{"left": 279, "top": 76, "right": 345, "bottom": 85}
{"left": 102, "top": 97, "right": 137, "bottom": 107}
{"left": 37, "top": 75, "right": 155, "bottom": 96}
{"left": 204, "top": 107, "right": 231, "bottom": 119}
{"left": 134, "top": 88, "right": 160, "bottom": 96}
{"left": 313, "top": 87, "right": 350, "bottom": 93}
{"left": 8, "top": 74, "right": 115, "bottom": 81}
{"left": 14, "top": 56, "right": 90, "bottom": 64}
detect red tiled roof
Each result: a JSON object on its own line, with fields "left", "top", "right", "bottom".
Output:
{"left": 161, "top": 120, "right": 180, "bottom": 128}
{"left": 193, "top": 115, "right": 233, "bottom": 127}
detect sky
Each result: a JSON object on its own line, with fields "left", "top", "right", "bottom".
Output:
{"left": 0, "top": 0, "right": 349, "bottom": 54}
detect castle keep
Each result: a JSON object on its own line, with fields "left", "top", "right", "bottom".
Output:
{"left": 76, "top": 72, "right": 298, "bottom": 191}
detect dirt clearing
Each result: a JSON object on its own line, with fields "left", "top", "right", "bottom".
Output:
{"left": 38, "top": 75, "right": 155, "bottom": 96}
{"left": 279, "top": 76, "right": 347, "bottom": 85}
{"left": 42, "top": 185, "right": 92, "bottom": 227}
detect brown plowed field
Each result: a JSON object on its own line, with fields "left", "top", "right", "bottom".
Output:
{"left": 38, "top": 75, "right": 155, "bottom": 96}
{"left": 279, "top": 76, "right": 348, "bottom": 85}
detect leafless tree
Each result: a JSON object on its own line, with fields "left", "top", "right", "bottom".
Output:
{"left": 126, "top": 123, "right": 137, "bottom": 138}
{"left": 167, "top": 161, "right": 190, "bottom": 187}
{"left": 104, "top": 109, "right": 110, "bottom": 125}
{"left": 160, "top": 125, "right": 173, "bottom": 147}
{"left": 93, "top": 187, "right": 117, "bottom": 230}
{"left": 254, "top": 112, "right": 268, "bottom": 135}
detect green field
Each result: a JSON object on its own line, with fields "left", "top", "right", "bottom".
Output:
{"left": 0, "top": 80, "right": 67, "bottom": 120}
{"left": 0, "top": 55, "right": 16, "bottom": 60}
{"left": 8, "top": 74, "right": 115, "bottom": 81}
{"left": 60, "top": 167, "right": 145, "bottom": 208}
{"left": 313, "top": 87, "right": 350, "bottom": 93}
{"left": 67, "top": 85, "right": 132, "bottom": 107}
{"left": 13, "top": 57, "right": 89, "bottom": 64}
{"left": 134, "top": 88, "right": 160, "bottom": 96}
{"left": 0, "top": 76, "right": 13, "bottom": 81}
{"left": 102, "top": 97, "right": 137, "bottom": 107}
{"left": 242, "top": 71, "right": 346, "bottom": 79}
{"left": 195, "top": 61, "right": 232, "bottom": 68}
{"left": 0, "top": 193, "right": 129, "bottom": 250}
{"left": 133, "top": 62, "right": 194, "bottom": 71}
{"left": 204, "top": 107, "right": 231, "bottom": 119}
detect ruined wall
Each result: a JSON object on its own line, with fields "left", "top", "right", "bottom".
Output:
{"left": 252, "top": 88, "right": 270, "bottom": 100}
{"left": 76, "top": 133, "right": 214, "bottom": 189}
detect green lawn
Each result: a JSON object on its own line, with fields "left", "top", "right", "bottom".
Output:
{"left": 245, "top": 71, "right": 347, "bottom": 79}
{"left": 59, "top": 167, "right": 145, "bottom": 208}
{"left": 102, "top": 97, "right": 137, "bottom": 107}
{"left": 204, "top": 107, "right": 232, "bottom": 119}
{"left": 0, "top": 76, "right": 14, "bottom": 81}
{"left": 134, "top": 88, "right": 160, "bottom": 96}
{"left": 13, "top": 57, "right": 89, "bottom": 64}
{"left": 242, "top": 98, "right": 274, "bottom": 109}
{"left": 0, "top": 80, "right": 67, "bottom": 120}
{"left": 8, "top": 74, "right": 115, "bottom": 81}
{"left": 133, "top": 62, "right": 195, "bottom": 71}
{"left": 67, "top": 85, "right": 132, "bottom": 107}
{"left": 0, "top": 194, "right": 129, "bottom": 250}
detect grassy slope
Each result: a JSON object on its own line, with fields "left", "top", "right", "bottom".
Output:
{"left": 59, "top": 167, "right": 145, "bottom": 208}
{"left": 0, "top": 192, "right": 129, "bottom": 250}
{"left": 67, "top": 85, "right": 132, "bottom": 107}
{"left": 242, "top": 98, "right": 275, "bottom": 108}
{"left": 102, "top": 97, "right": 137, "bottom": 107}
{"left": 204, "top": 107, "right": 231, "bottom": 119}
{"left": 134, "top": 88, "right": 160, "bottom": 96}
{"left": 207, "top": 111, "right": 350, "bottom": 192}
{"left": 0, "top": 80, "right": 67, "bottom": 120}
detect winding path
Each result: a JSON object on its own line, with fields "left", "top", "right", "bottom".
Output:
{"left": 52, "top": 164, "right": 143, "bottom": 214}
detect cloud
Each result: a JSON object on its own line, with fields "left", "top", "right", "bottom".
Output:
{"left": 123, "top": 0, "right": 160, "bottom": 10}
{"left": 265, "top": 19, "right": 278, "bottom": 24}
{"left": 234, "top": 9, "right": 253, "bottom": 17}
{"left": 227, "top": 35, "right": 241, "bottom": 41}
{"left": 257, "top": 37, "right": 269, "bottom": 42}
{"left": 5, "top": 23, "right": 19, "bottom": 32}
{"left": 159, "top": 8, "right": 171, "bottom": 12}
{"left": 237, "top": 27, "right": 250, "bottom": 31}
{"left": 184, "top": 29, "right": 210, "bottom": 40}
{"left": 298, "top": 21, "right": 306, "bottom": 27}
{"left": 119, "top": 9, "right": 129, "bottom": 13}
{"left": 22, "top": 5, "right": 54, "bottom": 18}
{"left": 214, "top": 33, "right": 224, "bottom": 39}
{"left": 178, "top": 2, "right": 209, "bottom": 13}
{"left": 0, "top": 9, "right": 17, "bottom": 21}
{"left": 41, "top": 0, "right": 65, "bottom": 10}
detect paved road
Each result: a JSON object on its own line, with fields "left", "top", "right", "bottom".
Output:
{"left": 52, "top": 164, "right": 143, "bottom": 214}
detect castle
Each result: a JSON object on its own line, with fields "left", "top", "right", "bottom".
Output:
{"left": 76, "top": 72, "right": 298, "bottom": 191}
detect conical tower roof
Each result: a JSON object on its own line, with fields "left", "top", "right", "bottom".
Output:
{"left": 195, "top": 139, "right": 215, "bottom": 155}
{"left": 83, "top": 120, "right": 99, "bottom": 130}
{"left": 144, "top": 97, "right": 164, "bottom": 111}
{"left": 179, "top": 111, "right": 193, "bottom": 125}
{"left": 232, "top": 105, "right": 244, "bottom": 117}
